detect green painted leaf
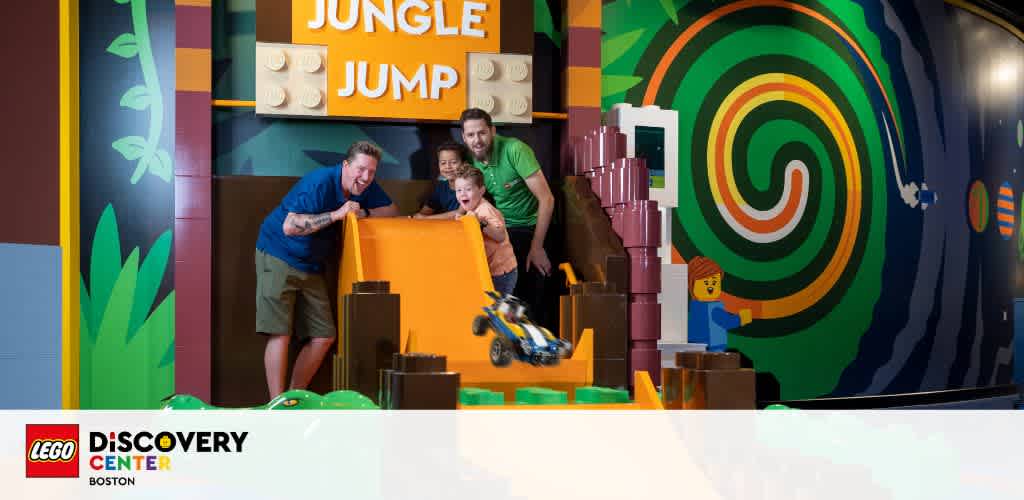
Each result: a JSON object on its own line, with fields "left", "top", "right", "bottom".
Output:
{"left": 107, "top": 33, "right": 138, "bottom": 58}
{"left": 89, "top": 204, "right": 122, "bottom": 335}
{"left": 153, "top": 149, "right": 173, "bottom": 182}
{"left": 158, "top": 336, "right": 175, "bottom": 368}
{"left": 120, "top": 85, "right": 151, "bottom": 111}
{"left": 133, "top": 292, "right": 176, "bottom": 406}
{"left": 534, "top": 0, "right": 561, "bottom": 48}
{"left": 80, "top": 275, "right": 93, "bottom": 343}
{"left": 602, "top": 29, "right": 645, "bottom": 69}
{"left": 659, "top": 0, "right": 679, "bottom": 24}
{"left": 112, "top": 136, "right": 146, "bottom": 161}
{"left": 89, "top": 248, "right": 138, "bottom": 408}
{"left": 601, "top": 74, "right": 644, "bottom": 97}
{"left": 80, "top": 274, "right": 94, "bottom": 408}
{"left": 127, "top": 230, "right": 171, "bottom": 342}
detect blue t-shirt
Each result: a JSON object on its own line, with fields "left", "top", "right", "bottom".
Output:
{"left": 426, "top": 178, "right": 459, "bottom": 213}
{"left": 256, "top": 165, "right": 392, "bottom": 273}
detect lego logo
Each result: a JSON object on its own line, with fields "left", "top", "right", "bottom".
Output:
{"left": 27, "top": 439, "right": 77, "bottom": 463}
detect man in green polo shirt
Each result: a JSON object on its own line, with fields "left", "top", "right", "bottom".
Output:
{"left": 460, "top": 108, "right": 555, "bottom": 325}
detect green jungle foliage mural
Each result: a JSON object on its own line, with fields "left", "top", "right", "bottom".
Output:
{"left": 80, "top": 205, "right": 174, "bottom": 408}
{"left": 79, "top": 0, "right": 175, "bottom": 408}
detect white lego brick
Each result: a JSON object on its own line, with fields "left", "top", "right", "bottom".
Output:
{"left": 467, "top": 52, "right": 533, "bottom": 124}
{"left": 659, "top": 263, "right": 688, "bottom": 344}
{"left": 657, "top": 341, "right": 706, "bottom": 369}
{"left": 256, "top": 42, "right": 328, "bottom": 117}
{"left": 658, "top": 207, "right": 674, "bottom": 263}
{"left": 606, "top": 102, "right": 678, "bottom": 208}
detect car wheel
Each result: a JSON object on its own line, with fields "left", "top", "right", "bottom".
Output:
{"left": 472, "top": 315, "right": 489, "bottom": 336}
{"left": 490, "top": 336, "right": 513, "bottom": 367}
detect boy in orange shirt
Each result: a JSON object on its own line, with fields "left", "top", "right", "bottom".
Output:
{"left": 452, "top": 166, "right": 518, "bottom": 295}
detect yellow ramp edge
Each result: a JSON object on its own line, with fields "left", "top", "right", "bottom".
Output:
{"left": 338, "top": 214, "right": 592, "bottom": 395}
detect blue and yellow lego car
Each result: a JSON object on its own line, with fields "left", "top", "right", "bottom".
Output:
{"left": 472, "top": 291, "right": 572, "bottom": 367}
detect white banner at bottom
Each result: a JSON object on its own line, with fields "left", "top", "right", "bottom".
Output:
{"left": 2, "top": 410, "right": 1022, "bottom": 499}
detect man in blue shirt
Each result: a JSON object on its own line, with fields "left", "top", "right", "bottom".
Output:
{"left": 255, "top": 141, "right": 398, "bottom": 398}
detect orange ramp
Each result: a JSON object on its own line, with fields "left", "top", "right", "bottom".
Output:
{"left": 338, "top": 214, "right": 593, "bottom": 396}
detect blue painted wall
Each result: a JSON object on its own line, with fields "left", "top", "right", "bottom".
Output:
{"left": 0, "top": 243, "right": 62, "bottom": 408}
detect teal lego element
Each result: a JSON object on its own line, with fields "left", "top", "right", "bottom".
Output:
{"left": 161, "top": 390, "right": 379, "bottom": 410}
{"left": 574, "top": 386, "right": 631, "bottom": 404}
{"left": 514, "top": 387, "right": 568, "bottom": 405}
{"left": 459, "top": 388, "right": 505, "bottom": 406}
{"left": 765, "top": 404, "right": 795, "bottom": 410}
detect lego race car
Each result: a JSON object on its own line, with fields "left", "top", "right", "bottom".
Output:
{"left": 472, "top": 290, "right": 572, "bottom": 367}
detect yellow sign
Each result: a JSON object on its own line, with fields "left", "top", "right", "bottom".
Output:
{"left": 291, "top": 0, "right": 502, "bottom": 121}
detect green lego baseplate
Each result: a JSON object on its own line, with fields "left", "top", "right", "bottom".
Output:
{"left": 458, "top": 386, "right": 633, "bottom": 406}
{"left": 574, "top": 386, "right": 631, "bottom": 404}
{"left": 459, "top": 387, "right": 506, "bottom": 406}
{"left": 515, "top": 387, "right": 569, "bottom": 405}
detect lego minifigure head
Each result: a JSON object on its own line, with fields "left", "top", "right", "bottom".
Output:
{"left": 341, "top": 141, "right": 381, "bottom": 196}
{"left": 454, "top": 165, "right": 487, "bottom": 212}
{"left": 460, "top": 108, "right": 496, "bottom": 161}
{"left": 688, "top": 256, "right": 724, "bottom": 302}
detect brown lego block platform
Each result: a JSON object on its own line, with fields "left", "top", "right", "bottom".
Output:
{"left": 388, "top": 372, "right": 460, "bottom": 410}
{"left": 661, "top": 367, "right": 684, "bottom": 409}
{"left": 681, "top": 368, "right": 756, "bottom": 410}
{"left": 395, "top": 353, "right": 447, "bottom": 373}
{"left": 677, "top": 351, "right": 742, "bottom": 370}
{"left": 662, "top": 352, "right": 755, "bottom": 409}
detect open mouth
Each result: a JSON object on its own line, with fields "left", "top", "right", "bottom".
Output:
{"left": 706, "top": 287, "right": 714, "bottom": 295}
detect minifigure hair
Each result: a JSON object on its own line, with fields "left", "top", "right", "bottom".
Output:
{"left": 687, "top": 256, "right": 723, "bottom": 298}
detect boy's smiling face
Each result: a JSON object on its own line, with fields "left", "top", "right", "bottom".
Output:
{"left": 438, "top": 150, "right": 461, "bottom": 180}
{"left": 454, "top": 177, "right": 485, "bottom": 212}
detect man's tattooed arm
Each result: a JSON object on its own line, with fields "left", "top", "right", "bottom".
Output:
{"left": 282, "top": 211, "right": 336, "bottom": 236}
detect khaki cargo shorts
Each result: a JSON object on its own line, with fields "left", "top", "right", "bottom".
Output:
{"left": 255, "top": 249, "right": 336, "bottom": 339}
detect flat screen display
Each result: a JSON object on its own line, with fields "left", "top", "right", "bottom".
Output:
{"left": 636, "top": 126, "right": 665, "bottom": 188}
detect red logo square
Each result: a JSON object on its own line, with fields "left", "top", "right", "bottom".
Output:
{"left": 25, "top": 424, "right": 79, "bottom": 478}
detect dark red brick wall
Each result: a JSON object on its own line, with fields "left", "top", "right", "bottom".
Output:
{"left": 0, "top": 2, "right": 59, "bottom": 245}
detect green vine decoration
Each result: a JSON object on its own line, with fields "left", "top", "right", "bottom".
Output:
{"left": 108, "top": 0, "right": 172, "bottom": 184}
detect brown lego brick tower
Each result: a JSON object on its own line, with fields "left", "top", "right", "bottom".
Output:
{"left": 662, "top": 352, "right": 756, "bottom": 409}
{"left": 559, "top": 282, "right": 628, "bottom": 388}
{"left": 382, "top": 353, "right": 459, "bottom": 410}
{"left": 334, "top": 281, "right": 400, "bottom": 405}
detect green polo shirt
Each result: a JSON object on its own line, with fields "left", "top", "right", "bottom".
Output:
{"left": 471, "top": 135, "right": 541, "bottom": 227}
